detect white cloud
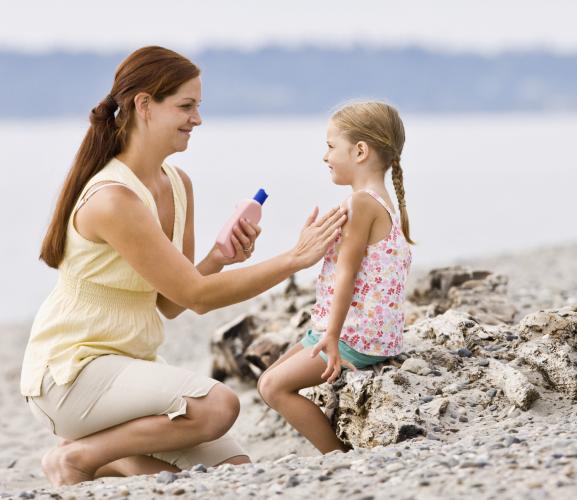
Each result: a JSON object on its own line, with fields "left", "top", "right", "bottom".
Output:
{"left": 1, "top": 0, "right": 577, "bottom": 54}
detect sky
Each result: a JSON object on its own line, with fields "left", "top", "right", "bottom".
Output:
{"left": 2, "top": 0, "right": 577, "bottom": 55}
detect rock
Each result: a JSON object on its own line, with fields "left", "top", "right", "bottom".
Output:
{"left": 304, "top": 370, "right": 425, "bottom": 448}
{"left": 156, "top": 471, "right": 178, "bottom": 484}
{"left": 457, "top": 348, "right": 472, "bottom": 357}
{"left": 285, "top": 475, "right": 300, "bottom": 487}
{"left": 400, "top": 358, "right": 430, "bottom": 375}
{"left": 518, "top": 306, "right": 577, "bottom": 346}
{"left": 408, "top": 266, "right": 517, "bottom": 324}
{"left": 407, "top": 310, "right": 488, "bottom": 351}
{"left": 409, "top": 266, "right": 491, "bottom": 306}
{"left": 517, "top": 336, "right": 577, "bottom": 399}
{"left": 192, "top": 464, "right": 207, "bottom": 473}
{"left": 421, "top": 398, "right": 449, "bottom": 418}
{"left": 486, "top": 359, "right": 540, "bottom": 410}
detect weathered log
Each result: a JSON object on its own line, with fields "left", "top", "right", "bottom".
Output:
{"left": 210, "top": 314, "right": 259, "bottom": 382}
{"left": 244, "top": 329, "right": 301, "bottom": 377}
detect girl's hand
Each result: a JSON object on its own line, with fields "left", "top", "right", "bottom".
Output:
{"left": 211, "top": 218, "right": 262, "bottom": 266}
{"left": 311, "top": 335, "right": 356, "bottom": 383}
{"left": 291, "top": 207, "right": 347, "bottom": 270}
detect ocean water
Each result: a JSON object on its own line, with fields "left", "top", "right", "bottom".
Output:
{"left": 1, "top": 114, "right": 575, "bottom": 324}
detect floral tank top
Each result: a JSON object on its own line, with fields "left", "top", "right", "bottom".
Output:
{"left": 311, "top": 189, "right": 412, "bottom": 356}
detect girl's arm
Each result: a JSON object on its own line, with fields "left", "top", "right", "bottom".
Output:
{"left": 78, "top": 182, "right": 346, "bottom": 315}
{"left": 156, "top": 169, "right": 260, "bottom": 318}
{"left": 312, "top": 192, "right": 376, "bottom": 382}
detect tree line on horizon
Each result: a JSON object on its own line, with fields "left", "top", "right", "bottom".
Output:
{"left": 1, "top": 45, "right": 575, "bottom": 118}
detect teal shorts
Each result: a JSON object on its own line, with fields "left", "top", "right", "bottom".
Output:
{"left": 300, "top": 330, "right": 391, "bottom": 369}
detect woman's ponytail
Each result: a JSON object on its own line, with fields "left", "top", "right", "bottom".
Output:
{"left": 39, "top": 46, "right": 200, "bottom": 268}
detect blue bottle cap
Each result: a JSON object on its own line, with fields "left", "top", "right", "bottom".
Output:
{"left": 253, "top": 188, "right": 268, "bottom": 205}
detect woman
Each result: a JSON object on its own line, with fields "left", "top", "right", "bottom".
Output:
{"left": 20, "top": 46, "right": 346, "bottom": 486}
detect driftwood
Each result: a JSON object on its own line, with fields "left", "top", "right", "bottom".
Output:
{"left": 210, "top": 314, "right": 258, "bottom": 381}
{"left": 211, "top": 267, "right": 515, "bottom": 382}
{"left": 210, "top": 279, "right": 315, "bottom": 382}
{"left": 209, "top": 268, "right": 577, "bottom": 449}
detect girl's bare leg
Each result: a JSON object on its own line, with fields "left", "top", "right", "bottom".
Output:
{"left": 42, "top": 384, "right": 240, "bottom": 486}
{"left": 257, "top": 343, "right": 304, "bottom": 394}
{"left": 257, "top": 347, "right": 348, "bottom": 454}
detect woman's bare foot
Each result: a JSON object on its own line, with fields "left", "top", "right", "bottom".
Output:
{"left": 41, "top": 445, "right": 93, "bottom": 486}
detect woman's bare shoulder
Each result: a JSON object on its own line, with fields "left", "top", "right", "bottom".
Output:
{"left": 74, "top": 183, "right": 150, "bottom": 243}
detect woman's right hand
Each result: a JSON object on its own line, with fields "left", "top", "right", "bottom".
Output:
{"left": 290, "top": 206, "right": 347, "bottom": 269}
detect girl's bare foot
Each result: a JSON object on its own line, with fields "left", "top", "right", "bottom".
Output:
{"left": 41, "top": 445, "right": 93, "bottom": 486}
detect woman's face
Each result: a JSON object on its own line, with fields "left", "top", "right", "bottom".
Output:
{"left": 147, "top": 77, "right": 203, "bottom": 154}
{"left": 323, "top": 120, "right": 355, "bottom": 185}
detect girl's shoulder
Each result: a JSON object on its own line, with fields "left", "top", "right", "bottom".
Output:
{"left": 341, "top": 191, "right": 382, "bottom": 219}
{"left": 338, "top": 192, "right": 380, "bottom": 240}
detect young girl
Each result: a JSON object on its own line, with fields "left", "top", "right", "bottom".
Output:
{"left": 258, "top": 101, "right": 414, "bottom": 453}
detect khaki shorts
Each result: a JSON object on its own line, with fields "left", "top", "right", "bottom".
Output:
{"left": 27, "top": 354, "right": 246, "bottom": 469}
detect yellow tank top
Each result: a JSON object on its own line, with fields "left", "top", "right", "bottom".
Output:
{"left": 20, "top": 158, "right": 187, "bottom": 396}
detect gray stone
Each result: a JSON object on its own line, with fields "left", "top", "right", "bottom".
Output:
{"left": 156, "top": 471, "right": 178, "bottom": 484}
{"left": 486, "top": 359, "right": 540, "bottom": 410}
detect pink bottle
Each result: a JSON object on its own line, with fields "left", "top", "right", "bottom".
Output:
{"left": 216, "top": 189, "right": 268, "bottom": 258}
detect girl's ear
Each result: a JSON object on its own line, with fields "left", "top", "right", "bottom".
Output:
{"left": 134, "top": 92, "right": 152, "bottom": 121}
{"left": 355, "top": 141, "right": 369, "bottom": 163}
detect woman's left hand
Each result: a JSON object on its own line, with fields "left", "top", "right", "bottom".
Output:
{"left": 211, "top": 218, "right": 262, "bottom": 266}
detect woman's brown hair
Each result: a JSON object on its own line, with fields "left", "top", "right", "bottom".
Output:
{"left": 40, "top": 46, "right": 200, "bottom": 268}
{"left": 332, "top": 101, "right": 415, "bottom": 245}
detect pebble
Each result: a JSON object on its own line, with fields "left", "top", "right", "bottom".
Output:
{"left": 156, "top": 471, "right": 178, "bottom": 484}
{"left": 457, "top": 348, "right": 472, "bottom": 358}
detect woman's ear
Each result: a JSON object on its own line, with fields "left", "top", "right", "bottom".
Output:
{"left": 355, "top": 141, "right": 369, "bottom": 163}
{"left": 134, "top": 92, "right": 152, "bottom": 121}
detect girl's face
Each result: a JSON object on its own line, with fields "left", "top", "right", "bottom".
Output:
{"left": 146, "top": 77, "right": 202, "bottom": 154}
{"left": 323, "top": 120, "right": 356, "bottom": 185}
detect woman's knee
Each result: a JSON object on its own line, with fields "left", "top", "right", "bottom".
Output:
{"left": 189, "top": 384, "right": 240, "bottom": 441}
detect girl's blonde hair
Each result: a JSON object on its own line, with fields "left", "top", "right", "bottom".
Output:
{"left": 331, "top": 101, "right": 414, "bottom": 245}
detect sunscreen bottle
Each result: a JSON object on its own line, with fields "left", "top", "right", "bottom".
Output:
{"left": 216, "top": 189, "right": 268, "bottom": 258}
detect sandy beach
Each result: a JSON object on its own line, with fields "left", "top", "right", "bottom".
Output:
{"left": 1, "top": 242, "right": 576, "bottom": 499}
